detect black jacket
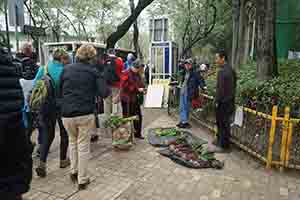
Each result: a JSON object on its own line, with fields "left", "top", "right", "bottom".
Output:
{"left": 216, "top": 63, "right": 237, "bottom": 105}
{"left": 15, "top": 52, "right": 39, "bottom": 80}
{"left": 59, "top": 62, "right": 110, "bottom": 118}
{"left": 0, "top": 49, "right": 33, "bottom": 198}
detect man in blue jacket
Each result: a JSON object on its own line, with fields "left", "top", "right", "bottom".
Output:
{"left": 177, "top": 58, "right": 206, "bottom": 129}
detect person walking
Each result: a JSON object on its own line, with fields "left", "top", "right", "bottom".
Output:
{"left": 103, "top": 49, "right": 124, "bottom": 116}
{"left": 0, "top": 47, "right": 33, "bottom": 200}
{"left": 34, "top": 48, "right": 71, "bottom": 177}
{"left": 176, "top": 58, "right": 206, "bottom": 129}
{"left": 214, "top": 50, "right": 237, "bottom": 151}
{"left": 120, "top": 59, "right": 146, "bottom": 139}
{"left": 60, "top": 44, "right": 110, "bottom": 190}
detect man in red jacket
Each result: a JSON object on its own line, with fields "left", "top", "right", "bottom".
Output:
{"left": 104, "top": 49, "right": 124, "bottom": 117}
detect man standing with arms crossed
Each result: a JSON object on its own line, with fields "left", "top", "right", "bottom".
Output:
{"left": 214, "top": 50, "right": 237, "bottom": 152}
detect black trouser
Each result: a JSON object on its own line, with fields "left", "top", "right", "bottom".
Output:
{"left": 121, "top": 100, "right": 142, "bottom": 137}
{"left": 25, "top": 112, "right": 34, "bottom": 137}
{"left": 216, "top": 102, "right": 234, "bottom": 149}
{"left": 39, "top": 110, "right": 68, "bottom": 163}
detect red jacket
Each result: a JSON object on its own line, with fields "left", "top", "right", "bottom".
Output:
{"left": 111, "top": 57, "right": 124, "bottom": 88}
{"left": 120, "top": 70, "right": 145, "bottom": 103}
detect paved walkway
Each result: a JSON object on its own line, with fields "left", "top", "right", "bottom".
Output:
{"left": 24, "top": 110, "right": 300, "bottom": 200}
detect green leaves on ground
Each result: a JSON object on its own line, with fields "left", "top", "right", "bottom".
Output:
{"left": 155, "top": 128, "right": 180, "bottom": 137}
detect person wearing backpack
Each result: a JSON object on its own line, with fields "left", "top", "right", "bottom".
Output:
{"left": 103, "top": 49, "right": 124, "bottom": 117}
{"left": 16, "top": 43, "right": 39, "bottom": 80}
{"left": 32, "top": 48, "right": 71, "bottom": 177}
{"left": 59, "top": 44, "right": 110, "bottom": 190}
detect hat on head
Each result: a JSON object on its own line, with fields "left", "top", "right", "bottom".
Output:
{"left": 132, "top": 59, "right": 142, "bottom": 68}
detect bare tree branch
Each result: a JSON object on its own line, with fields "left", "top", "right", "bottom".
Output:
{"left": 106, "top": 0, "right": 155, "bottom": 49}
{"left": 57, "top": 9, "right": 79, "bottom": 36}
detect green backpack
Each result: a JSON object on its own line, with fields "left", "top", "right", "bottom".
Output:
{"left": 29, "top": 65, "right": 56, "bottom": 113}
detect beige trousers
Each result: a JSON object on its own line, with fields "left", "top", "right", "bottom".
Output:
{"left": 104, "top": 88, "right": 122, "bottom": 116}
{"left": 63, "top": 114, "right": 95, "bottom": 184}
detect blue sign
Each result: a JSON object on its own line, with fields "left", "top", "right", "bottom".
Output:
{"left": 165, "top": 47, "right": 169, "bottom": 74}
{"left": 152, "top": 42, "right": 169, "bottom": 47}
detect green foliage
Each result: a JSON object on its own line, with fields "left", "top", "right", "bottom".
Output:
{"left": 206, "top": 60, "right": 300, "bottom": 115}
{"left": 155, "top": 128, "right": 180, "bottom": 136}
{"left": 104, "top": 115, "right": 138, "bottom": 129}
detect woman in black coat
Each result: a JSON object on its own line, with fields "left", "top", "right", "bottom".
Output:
{"left": 0, "top": 48, "right": 33, "bottom": 200}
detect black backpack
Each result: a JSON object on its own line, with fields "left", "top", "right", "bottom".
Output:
{"left": 20, "top": 57, "right": 38, "bottom": 80}
{"left": 104, "top": 57, "right": 120, "bottom": 84}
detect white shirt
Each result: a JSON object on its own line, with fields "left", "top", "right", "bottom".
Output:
{"left": 19, "top": 78, "right": 34, "bottom": 111}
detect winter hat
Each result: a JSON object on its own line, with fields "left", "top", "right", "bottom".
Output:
{"left": 132, "top": 59, "right": 142, "bottom": 68}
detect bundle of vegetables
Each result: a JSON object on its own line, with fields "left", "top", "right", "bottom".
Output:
{"left": 155, "top": 128, "right": 181, "bottom": 137}
{"left": 104, "top": 116, "right": 138, "bottom": 150}
{"left": 104, "top": 115, "right": 138, "bottom": 129}
{"left": 168, "top": 135, "right": 216, "bottom": 164}
{"left": 192, "top": 142, "right": 215, "bottom": 162}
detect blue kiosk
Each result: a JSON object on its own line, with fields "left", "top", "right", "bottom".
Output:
{"left": 149, "top": 18, "right": 179, "bottom": 83}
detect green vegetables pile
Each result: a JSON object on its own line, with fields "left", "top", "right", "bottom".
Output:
{"left": 155, "top": 128, "right": 180, "bottom": 137}
{"left": 104, "top": 116, "right": 138, "bottom": 129}
{"left": 169, "top": 134, "right": 216, "bottom": 162}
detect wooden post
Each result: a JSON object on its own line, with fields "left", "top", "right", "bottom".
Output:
{"left": 280, "top": 107, "right": 290, "bottom": 172}
{"left": 266, "top": 106, "right": 278, "bottom": 169}
{"left": 285, "top": 121, "right": 293, "bottom": 168}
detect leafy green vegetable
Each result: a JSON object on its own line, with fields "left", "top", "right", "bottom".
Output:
{"left": 155, "top": 128, "right": 180, "bottom": 137}
{"left": 104, "top": 116, "right": 138, "bottom": 129}
{"left": 112, "top": 139, "right": 131, "bottom": 145}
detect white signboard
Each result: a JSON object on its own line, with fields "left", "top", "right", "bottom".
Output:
{"left": 233, "top": 106, "right": 244, "bottom": 127}
{"left": 144, "top": 85, "right": 164, "bottom": 108}
{"left": 288, "top": 51, "right": 300, "bottom": 59}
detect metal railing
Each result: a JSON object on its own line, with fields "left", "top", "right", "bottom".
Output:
{"left": 167, "top": 92, "right": 300, "bottom": 171}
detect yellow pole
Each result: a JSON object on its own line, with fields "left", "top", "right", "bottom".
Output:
{"left": 266, "top": 106, "right": 278, "bottom": 169}
{"left": 280, "top": 107, "right": 290, "bottom": 172}
{"left": 285, "top": 121, "right": 293, "bottom": 167}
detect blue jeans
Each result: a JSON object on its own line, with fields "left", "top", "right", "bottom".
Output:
{"left": 179, "top": 92, "right": 190, "bottom": 123}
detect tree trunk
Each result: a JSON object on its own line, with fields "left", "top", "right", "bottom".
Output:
{"left": 243, "top": 19, "right": 251, "bottom": 63}
{"left": 256, "top": 0, "right": 277, "bottom": 80}
{"left": 236, "top": 0, "right": 246, "bottom": 68}
{"left": 232, "top": 0, "right": 240, "bottom": 69}
{"left": 106, "top": 0, "right": 155, "bottom": 49}
{"left": 4, "top": 0, "right": 10, "bottom": 53}
{"left": 250, "top": 19, "right": 256, "bottom": 58}
{"left": 129, "top": 0, "right": 144, "bottom": 62}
